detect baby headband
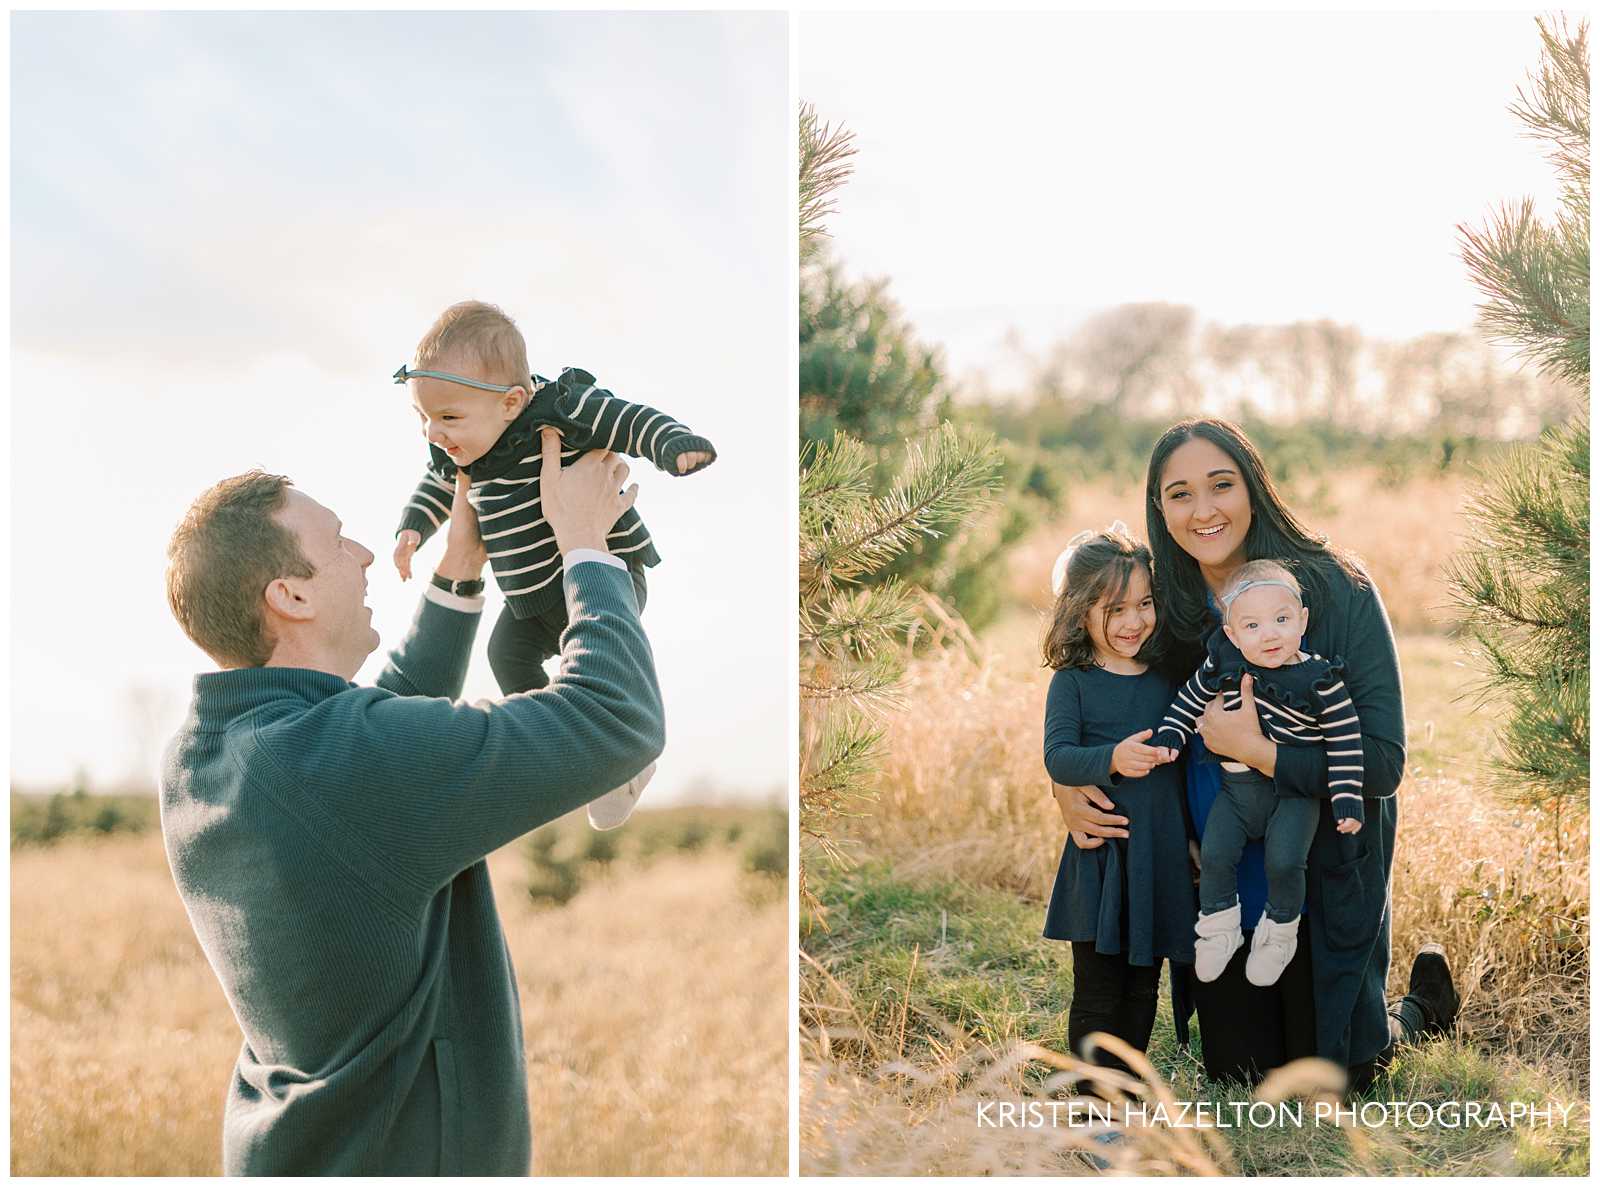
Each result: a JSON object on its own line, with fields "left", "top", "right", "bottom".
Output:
{"left": 1051, "top": 520, "right": 1131, "bottom": 597}
{"left": 1219, "top": 577, "right": 1300, "bottom": 609}
{"left": 393, "top": 364, "right": 520, "bottom": 393}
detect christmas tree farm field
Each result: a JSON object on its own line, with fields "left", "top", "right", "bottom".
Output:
{"left": 800, "top": 632, "right": 1587, "bottom": 1176}
{"left": 12, "top": 805, "right": 787, "bottom": 1176}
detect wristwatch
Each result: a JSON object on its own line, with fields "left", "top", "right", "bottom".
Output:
{"left": 430, "top": 571, "right": 486, "bottom": 597}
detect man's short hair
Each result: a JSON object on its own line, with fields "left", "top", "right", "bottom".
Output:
{"left": 166, "top": 471, "right": 314, "bottom": 668}
{"left": 414, "top": 300, "right": 531, "bottom": 389}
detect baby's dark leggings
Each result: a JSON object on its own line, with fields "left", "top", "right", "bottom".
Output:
{"left": 1069, "top": 942, "right": 1161, "bottom": 1078}
{"left": 487, "top": 566, "right": 648, "bottom": 693}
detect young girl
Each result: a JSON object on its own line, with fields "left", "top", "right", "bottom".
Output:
{"left": 1041, "top": 523, "right": 1195, "bottom": 1077}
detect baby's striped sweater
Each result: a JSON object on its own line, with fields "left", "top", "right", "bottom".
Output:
{"left": 1154, "top": 631, "right": 1365, "bottom": 823}
{"left": 397, "top": 367, "right": 715, "bottom": 619}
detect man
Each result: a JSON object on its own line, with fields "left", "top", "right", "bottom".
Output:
{"left": 161, "top": 430, "right": 662, "bottom": 1174}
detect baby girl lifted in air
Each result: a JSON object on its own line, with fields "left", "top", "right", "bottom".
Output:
{"left": 392, "top": 300, "right": 716, "bottom": 829}
{"left": 1153, "top": 559, "right": 1364, "bottom": 987}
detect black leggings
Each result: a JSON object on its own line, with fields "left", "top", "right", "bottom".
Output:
{"left": 487, "top": 566, "right": 648, "bottom": 693}
{"left": 1190, "top": 916, "right": 1429, "bottom": 1092}
{"left": 1069, "top": 943, "right": 1161, "bottom": 1076}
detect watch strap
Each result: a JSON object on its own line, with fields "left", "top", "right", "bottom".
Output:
{"left": 430, "top": 571, "right": 486, "bottom": 597}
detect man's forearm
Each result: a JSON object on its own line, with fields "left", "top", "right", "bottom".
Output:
{"left": 374, "top": 589, "right": 482, "bottom": 699}
{"left": 435, "top": 543, "right": 486, "bottom": 582}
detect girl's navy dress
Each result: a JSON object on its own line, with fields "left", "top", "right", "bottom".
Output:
{"left": 1042, "top": 664, "right": 1196, "bottom": 966}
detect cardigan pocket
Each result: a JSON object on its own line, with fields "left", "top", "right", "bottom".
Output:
{"left": 1317, "top": 845, "right": 1371, "bottom": 951}
{"left": 433, "top": 1038, "right": 462, "bottom": 1175}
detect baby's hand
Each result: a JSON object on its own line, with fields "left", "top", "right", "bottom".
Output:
{"left": 394, "top": 530, "right": 422, "bottom": 581}
{"left": 1336, "top": 818, "right": 1363, "bottom": 835}
{"left": 675, "top": 450, "right": 713, "bottom": 474}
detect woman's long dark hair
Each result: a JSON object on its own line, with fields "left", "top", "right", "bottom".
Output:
{"left": 1042, "top": 525, "right": 1157, "bottom": 671}
{"left": 1144, "top": 418, "right": 1365, "bottom": 675}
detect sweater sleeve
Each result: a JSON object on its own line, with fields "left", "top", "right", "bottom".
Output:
{"left": 261, "top": 562, "right": 665, "bottom": 898}
{"left": 1043, "top": 670, "right": 1118, "bottom": 787}
{"left": 1274, "top": 577, "right": 1405, "bottom": 803}
{"left": 1317, "top": 669, "right": 1366, "bottom": 823}
{"left": 372, "top": 592, "right": 481, "bottom": 701}
{"left": 396, "top": 467, "right": 454, "bottom": 544}
{"left": 1154, "top": 658, "right": 1221, "bottom": 753}
{"left": 556, "top": 370, "right": 716, "bottom": 475}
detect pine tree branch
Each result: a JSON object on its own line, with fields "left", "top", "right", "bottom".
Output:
{"left": 799, "top": 103, "right": 857, "bottom": 253}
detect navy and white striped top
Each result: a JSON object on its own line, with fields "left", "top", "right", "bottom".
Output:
{"left": 397, "top": 367, "right": 715, "bottom": 619}
{"left": 1154, "top": 629, "right": 1365, "bottom": 822}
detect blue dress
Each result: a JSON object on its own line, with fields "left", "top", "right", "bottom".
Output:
{"left": 1041, "top": 664, "right": 1196, "bottom": 966}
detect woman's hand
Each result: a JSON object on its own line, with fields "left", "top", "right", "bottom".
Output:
{"left": 1110, "top": 728, "right": 1169, "bottom": 779}
{"left": 1197, "top": 673, "right": 1276, "bottom": 773}
{"left": 1051, "top": 782, "right": 1129, "bottom": 850}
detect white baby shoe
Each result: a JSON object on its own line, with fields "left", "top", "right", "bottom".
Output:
{"left": 587, "top": 761, "right": 656, "bottom": 831}
{"left": 1193, "top": 902, "right": 1244, "bottom": 982}
{"left": 1245, "top": 913, "right": 1300, "bottom": 987}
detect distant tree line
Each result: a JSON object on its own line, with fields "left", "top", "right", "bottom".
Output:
{"left": 970, "top": 301, "right": 1576, "bottom": 440}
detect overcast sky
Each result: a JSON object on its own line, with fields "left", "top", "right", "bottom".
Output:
{"left": 800, "top": 10, "right": 1567, "bottom": 389}
{"left": 11, "top": 11, "right": 788, "bottom": 801}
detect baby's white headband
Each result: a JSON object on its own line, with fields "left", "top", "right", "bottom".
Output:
{"left": 1051, "top": 520, "right": 1131, "bottom": 598}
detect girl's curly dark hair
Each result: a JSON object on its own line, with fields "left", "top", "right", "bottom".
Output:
{"left": 1042, "top": 524, "right": 1157, "bottom": 671}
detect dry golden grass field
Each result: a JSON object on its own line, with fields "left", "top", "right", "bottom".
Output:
{"left": 800, "top": 470, "right": 1588, "bottom": 1175}
{"left": 12, "top": 809, "right": 787, "bottom": 1176}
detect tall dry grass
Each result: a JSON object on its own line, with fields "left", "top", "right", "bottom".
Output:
{"left": 1006, "top": 468, "right": 1483, "bottom": 634}
{"left": 11, "top": 825, "right": 786, "bottom": 1176}
{"left": 828, "top": 627, "right": 1587, "bottom": 1086}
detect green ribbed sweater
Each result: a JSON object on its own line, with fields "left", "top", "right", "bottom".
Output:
{"left": 159, "top": 562, "right": 663, "bottom": 1175}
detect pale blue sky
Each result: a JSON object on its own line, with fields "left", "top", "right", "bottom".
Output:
{"left": 801, "top": 10, "right": 1568, "bottom": 390}
{"left": 11, "top": 11, "right": 789, "bottom": 801}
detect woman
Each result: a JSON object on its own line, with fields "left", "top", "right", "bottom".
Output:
{"left": 1057, "top": 418, "right": 1459, "bottom": 1091}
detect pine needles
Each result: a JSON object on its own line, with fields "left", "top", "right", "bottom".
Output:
{"left": 1449, "top": 15, "right": 1590, "bottom": 855}
{"left": 1457, "top": 15, "right": 1590, "bottom": 388}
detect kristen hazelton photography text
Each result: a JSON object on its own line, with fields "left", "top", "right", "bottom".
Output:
{"left": 800, "top": 9, "right": 1587, "bottom": 1179}
{"left": 974, "top": 1098, "right": 1582, "bottom": 1132}
{"left": 11, "top": 10, "right": 788, "bottom": 1177}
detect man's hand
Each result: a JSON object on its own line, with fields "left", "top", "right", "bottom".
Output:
{"left": 674, "top": 450, "right": 713, "bottom": 474}
{"left": 1110, "top": 728, "right": 1168, "bottom": 779}
{"left": 540, "top": 427, "right": 639, "bottom": 555}
{"left": 393, "top": 530, "right": 422, "bottom": 581}
{"left": 436, "top": 472, "right": 488, "bottom": 581}
{"left": 1052, "top": 782, "right": 1129, "bottom": 851}
{"left": 1336, "top": 817, "right": 1363, "bottom": 835}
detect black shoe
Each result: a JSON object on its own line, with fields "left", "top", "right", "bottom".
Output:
{"left": 1406, "top": 943, "right": 1459, "bottom": 1038}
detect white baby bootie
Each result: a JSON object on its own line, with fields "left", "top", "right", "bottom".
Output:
{"left": 1193, "top": 903, "right": 1244, "bottom": 982}
{"left": 587, "top": 761, "right": 656, "bottom": 832}
{"left": 1245, "top": 913, "right": 1300, "bottom": 987}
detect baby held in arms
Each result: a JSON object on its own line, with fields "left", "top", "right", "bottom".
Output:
{"left": 392, "top": 301, "right": 716, "bottom": 830}
{"left": 1153, "top": 560, "right": 1364, "bottom": 987}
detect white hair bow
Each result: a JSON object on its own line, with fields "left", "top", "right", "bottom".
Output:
{"left": 1051, "top": 520, "right": 1130, "bottom": 597}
